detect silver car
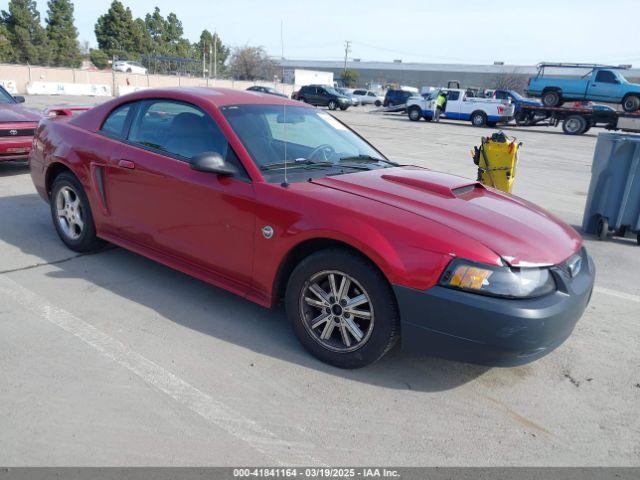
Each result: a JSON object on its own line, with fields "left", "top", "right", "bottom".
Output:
{"left": 336, "top": 88, "right": 360, "bottom": 107}
{"left": 352, "top": 89, "right": 384, "bottom": 106}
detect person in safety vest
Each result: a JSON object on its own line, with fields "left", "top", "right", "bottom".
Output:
{"left": 435, "top": 90, "right": 447, "bottom": 122}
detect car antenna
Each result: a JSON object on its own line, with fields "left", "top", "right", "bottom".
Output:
{"left": 280, "top": 19, "right": 289, "bottom": 188}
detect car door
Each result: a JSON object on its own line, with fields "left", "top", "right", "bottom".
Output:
{"left": 101, "top": 99, "right": 256, "bottom": 291}
{"left": 318, "top": 87, "right": 329, "bottom": 105}
{"left": 445, "top": 91, "right": 462, "bottom": 119}
{"left": 588, "top": 70, "right": 621, "bottom": 101}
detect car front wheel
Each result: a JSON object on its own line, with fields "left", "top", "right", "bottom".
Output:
{"left": 50, "top": 172, "right": 105, "bottom": 252}
{"left": 286, "top": 249, "right": 399, "bottom": 368}
{"left": 328, "top": 100, "right": 337, "bottom": 110}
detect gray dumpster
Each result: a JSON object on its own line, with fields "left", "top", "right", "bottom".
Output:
{"left": 582, "top": 132, "right": 640, "bottom": 244}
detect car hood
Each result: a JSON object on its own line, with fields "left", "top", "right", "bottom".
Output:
{"left": 311, "top": 167, "right": 582, "bottom": 267}
{"left": 0, "top": 104, "right": 40, "bottom": 123}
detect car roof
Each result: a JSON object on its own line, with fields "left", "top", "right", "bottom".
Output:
{"left": 128, "top": 87, "right": 299, "bottom": 107}
{"left": 72, "top": 87, "right": 303, "bottom": 130}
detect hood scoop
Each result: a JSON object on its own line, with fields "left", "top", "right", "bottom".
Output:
{"left": 381, "top": 173, "right": 484, "bottom": 198}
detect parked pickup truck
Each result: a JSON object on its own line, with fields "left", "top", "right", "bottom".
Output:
{"left": 406, "top": 89, "right": 514, "bottom": 127}
{"left": 527, "top": 63, "right": 640, "bottom": 112}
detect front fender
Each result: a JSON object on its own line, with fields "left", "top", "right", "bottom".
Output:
{"left": 250, "top": 183, "right": 466, "bottom": 306}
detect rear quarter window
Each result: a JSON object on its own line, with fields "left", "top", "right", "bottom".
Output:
{"left": 100, "top": 104, "right": 132, "bottom": 138}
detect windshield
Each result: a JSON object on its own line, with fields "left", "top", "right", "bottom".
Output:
{"left": 0, "top": 86, "right": 16, "bottom": 104}
{"left": 222, "top": 104, "right": 391, "bottom": 182}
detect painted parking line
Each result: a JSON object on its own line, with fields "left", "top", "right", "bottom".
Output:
{"left": 0, "top": 275, "right": 319, "bottom": 465}
{"left": 594, "top": 286, "right": 640, "bottom": 304}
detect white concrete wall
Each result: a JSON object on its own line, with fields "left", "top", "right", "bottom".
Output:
{"left": 0, "top": 63, "right": 295, "bottom": 97}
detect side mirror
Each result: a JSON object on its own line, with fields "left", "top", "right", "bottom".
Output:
{"left": 14, "top": 95, "right": 25, "bottom": 103}
{"left": 190, "top": 152, "right": 237, "bottom": 176}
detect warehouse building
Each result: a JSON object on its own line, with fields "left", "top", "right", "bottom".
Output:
{"left": 279, "top": 59, "right": 640, "bottom": 92}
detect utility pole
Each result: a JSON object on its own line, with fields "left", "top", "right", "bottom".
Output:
{"left": 202, "top": 42, "right": 206, "bottom": 78}
{"left": 343, "top": 40, "right": 351, "bottom": 76}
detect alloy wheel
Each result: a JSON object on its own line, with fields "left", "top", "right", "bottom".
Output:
{"left": 55, "top": 186, "right": 84, "bottom": 240}
{"left": 299, "top": 270, "right": 375, "bottom": 353}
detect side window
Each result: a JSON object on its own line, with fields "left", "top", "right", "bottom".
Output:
{"left": 100, "top": 103, "right": 132, "bottom": 138}
{"left": 448, "top": 91, "right": 460, "bottom": 101}
{"left": 367, "top": 92, "right": 376, "bottom": 96}
{"left": 595, "top": 70, "right": 617, "bottom": 84}
{"left": 353, "top": 90, "right": 364, "bottom": 95}
{"left": 128, "top": 100, "right": 227, "bottom": 161}
{"left": 495, "top": 91, "right": 507, "bottom": 100}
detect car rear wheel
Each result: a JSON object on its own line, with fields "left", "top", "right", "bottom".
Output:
{"left": 374, "top": 100, "right": 382, "bottom": 107}
{"left": 622, "top": 94, "right": 640, "bottom": 112}
{"left": 562, "top": 115, "right": 587, "bottom": 135}
{"left": 286, "top": 249, "right": 399, "bottom": 368}
{"left": 328, "top": 100, "right": 337, "bottom": 110}
{"left": 50, "top": 172, "right": 105, "bottom": 253}
{"left": 471, "top": 111, "right": 487, "bottom": 127}
{"left": 542, "top": 90, "right": 561, "bottom": 107}
{"left": 408, "top": 106, "right": 422, "bottom": 121}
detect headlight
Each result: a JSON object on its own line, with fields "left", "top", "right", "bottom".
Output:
{"left": 439, "top": 259, "right": 556, "bottom": 299}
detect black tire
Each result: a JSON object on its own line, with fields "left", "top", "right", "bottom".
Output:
{"left": 408, "top": 106, "right": 422, "bottom": 121}
{"left": 541, "top": 90, "right": 561, "bottom": 107}
{"left": 562, "top": 115, "right": 588, "bottom": 135}
{"left": 471, "top": 111, "right": 487, "bottom": 127}
{"left": 637, "top": 233, "right": 640, "bottom": 246}
{"left": 50, "top": 172, "right": 105, "bottom": 253}
{"left": 374, "top": 100, "right": 382, "bottom": 107}
{"left": 285, "top": 249, "right": 399, "bottom": 369}
{"left": 622, "top": 94, "right": 640, "bottom": 112}
{"left": 126, "top": 68, "right": 132, "bottom": 73}
{"left": 339, "top": 105, "right": 348, "bottom": 111}
{"left": 597, "top": 216, "right": 609, "bottom": 241}
{"left": 614, "top": 226, "right": 627, "bottom": 237}
{"left": 328, "top": 100, "right": 337, "bottom": 111}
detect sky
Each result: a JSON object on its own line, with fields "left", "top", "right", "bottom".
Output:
{"left": 5, "top": 0, "right": 640, "bottom": 66}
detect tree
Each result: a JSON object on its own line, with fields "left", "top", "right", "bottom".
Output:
{"left": 94, "top": 0, "right": 140, "bottom": 59}
{"left": 341, "top": 69, "right": 359, "bottom": 87}
{"left": 0, "top": 23, "right": 13, "bottom": 62}
{"left": 492, "top": 69, "right": 528, "bottom": 93}
{"left": 229, "top": 45, "right": 276, "bottom": 81}
{"left": 1, "top": 0, "right": 49, "bottom": 64}
{"left": 194, "top": 29, "right": 229, "bottom": 77}
{"left": 89, "top": 48, "right": 109, "bottom": 69}
{"left": 45, "top": 0, "right": 81, "bottom": 67}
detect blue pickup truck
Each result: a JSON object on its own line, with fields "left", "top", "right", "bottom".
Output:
{"left": 527, "top": 63, "right": 640, "bottom": 112}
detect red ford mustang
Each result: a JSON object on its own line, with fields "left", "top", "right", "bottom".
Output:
{"left": 29, "top": 87, "right": 595, "bottom": 368}
{"left": 0, "top": 85, "right": 39, "bottom": 162}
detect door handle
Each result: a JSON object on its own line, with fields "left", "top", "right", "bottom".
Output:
{"left": 117, "top": 159, "right": 135, "bottom": 169}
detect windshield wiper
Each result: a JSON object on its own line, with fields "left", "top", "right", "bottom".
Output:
{"left": 338, "top": 154, "right": 398, "bottom": 166}
{"left": 261, "top": 159, "right": 335, "bottom": 171}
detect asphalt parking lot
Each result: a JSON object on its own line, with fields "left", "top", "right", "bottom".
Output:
{"left": 0, "top": 95, "right": 639, "bottom": 466}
